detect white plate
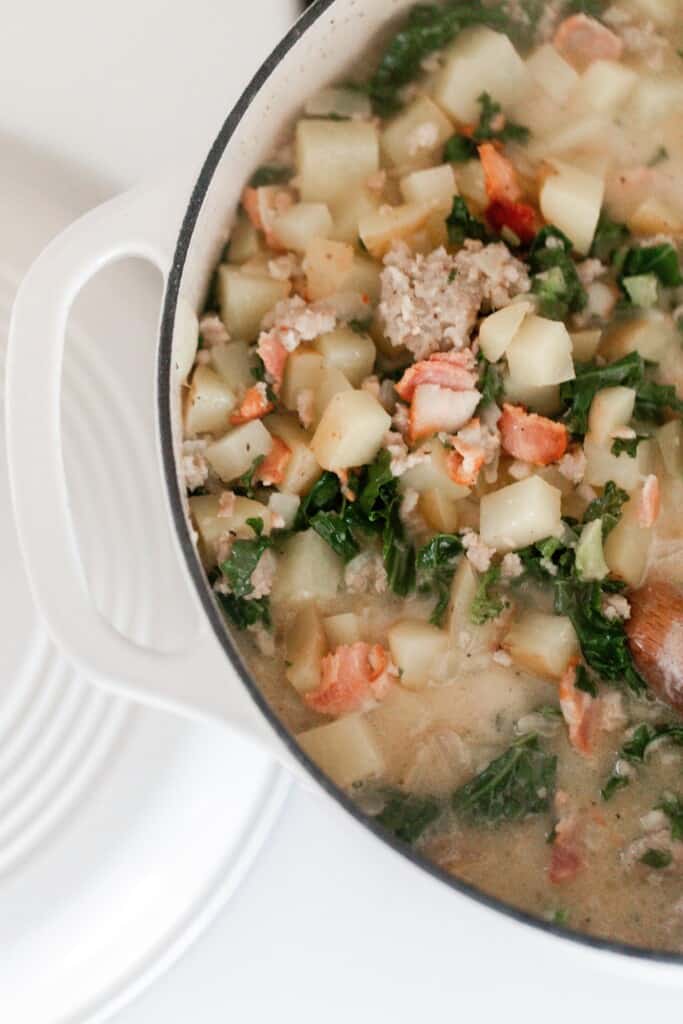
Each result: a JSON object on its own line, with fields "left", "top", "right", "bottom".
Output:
{"left": 0, "top": 135, "right": 289, "bottom": 1024}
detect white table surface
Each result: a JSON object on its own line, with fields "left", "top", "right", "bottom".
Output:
{"left": 4, "top": 1, "right": 683, "bottom": 1019}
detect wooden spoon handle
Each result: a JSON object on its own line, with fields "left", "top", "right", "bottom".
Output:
{"left": 626, "top": 581, "right": 683, "bottom": 715}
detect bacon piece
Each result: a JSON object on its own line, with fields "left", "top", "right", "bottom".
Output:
{"left": 559, "top": 659, "right": 599, "bottom": 757}
{"left": 499, "top": 404, "right": 568, "bottom": 466}
{"left": 409, "top": 385, "right": 480, "bottom": 443}
{"left": 229, "top": 383, "right": 274, "bottom": 426}
{"left": 549, "top": 790, "right": 584, "bottom": 885}
{"left": 446, "top": 436, "right": 486, "bottom": 487}
{"left": 395, "top": 350, "right": 478, "bottom": 402}
{"left": 486, "top": 199, "right": 538, "bottom": 244}
{"left": 478, "top": 143, "right": 523, "bottom": 204}
{"left": 254, "top": 436, "right": 291, "bottom": 487}
{"left": 549, "top": 840, "right": 582, "bottom": 885}
{"left": 553, "top": 14, "right": 623, "bottom": 71}
{"left": 305, "top": 642, "right": 394, "bottom": 717}
{"left": 241, "top": 185, "right": 292, "bottom": 249}
{"left": 636, "top": 474, "right": 660, "bottom": 529}
{"left": 256, "top": 333, "right": 288, "bottom": 392}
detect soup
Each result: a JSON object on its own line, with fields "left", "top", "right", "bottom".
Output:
{"left": 180, "top": 0, "right": 683, "bottom": 951}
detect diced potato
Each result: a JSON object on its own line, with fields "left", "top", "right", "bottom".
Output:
{"left": 587, "top": 386, "right": 636, "bottom": 445}
{"left": 184, "top": 366, "right": 237, "bottom": 437}
{"left": 271, "top": 202, "right": 334, "bottom": 253}
{"left": 189, "top": 494, "right": 272, "bottom": 567}
{"left": 503, "top": 611, "right": 579, "bottom": 679}
{"left": 210, "top": 340, "right": 255, "bottom": 395}
{"left": 285, "top": 604, "right": 328, "bottom": 695}
{"left": 502, "top": 372, "right": 562, "bottom": 416}
{"left": 331, "top": 186, "right": 381, "bottom": 245}
{"left": 628, "top": 0, "right": 678, "bottom": 24}
{"left": 314, "top": 327, "right": 376, "bottom": 387}
{"left": 303, "top": 237, "right": 355, "bottom": 300}
{"left": 297, "top": 715, "right": 384, "bottom": 787}
{"left": 657, "top": 420, "right": 683, "bottom": 477}
{"left": 314, "top": 366, "right": 353, "bottom": 425}
{"left": 570, "top": 329, "right": 602, "bottom": 362}
{"left": 296, "top": 119, "right": 379, "bottom": 205}
{"left": 434, "top": 27, "right": 530, "bottom": 123}
{"left": 323, "top": 612, "right": 363, "bottom": 647}
{"left": 573, "top": 60, "right": 637, "bottom": 115}
{"left": 539, "top": 160, "right": 604, "bottom": 255}
{"left": 479, "top": 301, "right": 532, "bottom": 363}
{"left": 506, "top": 315, "right": 575, "bottom": 387}
{"left": 359, "top": 202, "right": 434, "bottom": 260}
{"left": 268, "top": 491, "right": 300, "bottom": 530}
{"left": 272, "top": 529, "right": 342, "bottom": 605}
{"left": 173, "top": 297, "right": 199, "bottom": 384}
{"left": 480, "top": 476, "right": 562, "bottom": 551}
{"left": 531, "top": 114, "right": 610, "bottom": 162}
{"left": 447, "top": 557, "right": 478, "bottom": 643}
{"left": 381, "top": 95, "right": 453, "bottom": 169}
{"left": 264, "top": 413, "right": 322, "bottom": 495}
{"left": 217, "top": 266, "right": 290, "bottom": 341}
{"left": 600, "top": 310, "right": 679, "bottom": 362}
{"left": 311, "top": 390, "right": 391, "bottom": 471}
{"left": 526, "top": 43, "right": 578, "bottom": 105}
{"left": 304, "top": 86, "right": 373, "bottom": 120}
{"left": 453, "top": 159, "right": 488, "bottom": 211}
{"left": 388, "top": 620, "right": 449, "bottom": 690}
{"left": 228, "top": 214, "right": 263, "bottom": 264}
{"left": 575, "top": 518, "right": 609, "bottom": 581}
{"left": 205, "top": 419, "right": 273, "bottom": 482}
{"left": 628, "top": 197, "right": 683, "bottom": 237}
{"left": 604, "top": 490, "right": 653, "bottom": 587}
{"left": 400, "top": 439, "right": 470, "bottom": 502}
{"left": 343, "top": 255, "right": 382, "bottom": 303}
{"left": 400, "top": 164, "right": 457, "bottom": 214}
{"left": 418, "top": 488, "right": 460, "bottom": 533}
{"left": 281, "top": 347, "right": 324, "bottom": 411}
{"left": 583, "top": 437, "right": 655, "bottom": 492}
{"left": 626, "top": 76, "right": 683, "bottom": 125}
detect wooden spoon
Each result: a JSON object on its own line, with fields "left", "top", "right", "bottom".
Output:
{"left": 626, "top": 580, "right": 683, "bottom": 715}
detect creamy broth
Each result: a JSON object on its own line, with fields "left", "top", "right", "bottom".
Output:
{"left": 181, "top": 1, "right": 683, "bottom": 952}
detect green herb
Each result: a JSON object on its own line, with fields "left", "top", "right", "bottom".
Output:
{"left": 565, "top": 0, "right": 606, "bottom": 14}
{"left": 583, "top": 480, "right": 628, "bottom": 537}
{"left": 443, "top": 133, "right": 478, "bottom": 162}
{"left": 658, "top": 792, "right": 683, "bottom": 842}
{"left": 470, "top": 565, "right": 504, "bottom": 624}
{"left": 611, "top": 434, "right": 649, "bottom": 458}
{"left": 477, "top": 353, "right": 504, "bottom": 409}
{"left": 249, "top": 165, "right": 292, "bottom": 187}
{"left": 348, "top": 317, "right": 372, "bottom": 335}
{"left": 309, "top": 511, "right": 360, "bottom": 562}
{"left": 296, "top": 471, "right": 342, "bottom": 527}
{"left": 452, "top": 733, "right": 557, "bottom": 825}
{"left": 235, "top": 455, "right": 266, "bottom": 498}
{"left": 529, "top": 225, "right": 587, "bottom": 320}
{"left": 640, "top": 849, "right": 672, "bottom": 869}
{"left": 216, "top": 592, "right": 271, "bottom": 631}
{"left": 575, "top": 663, "right": 598, "bottom": 698}
{"left": 515, "top": 533, "right": 576, "bottom": 583}
{"left": 602, "top": 723, "right": 683, "bottom": 800}
{"left": 647, "top": 145, "right": 669, "bottom": 168}
{"left": 552, "top": 907, "right": 570, "bottom": 926}
{"left": 633, "top": 379, "right": 683, "bottom": 424}
{"left": 375, "top": 789, "right": 441, "bottom": 843}
{"left": 620, "top": 243, "right": 683, "bottom": 288}
{"left": 474, "top": 91, "right": 530, "bottom": 145}
{"left": 219, "top": 519, "right": 271, "bottom": 599}
{"left": 416, "top": 533, "right": 463, "bottom": 625}
{"left": 446, "top": 195, "right": 490, "bottom": 247}
{"left": 560, "top": 352, "right": 643, "bottom": 436}
{"left": 537, "top": 705, "right": 563, "bottom": 719}
{"left": 590, "top": 211, "right": 630, "bottom": 264}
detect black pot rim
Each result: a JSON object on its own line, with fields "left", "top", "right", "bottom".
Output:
{"left": 157, "top": 0, "right": 683, "bottom": 968}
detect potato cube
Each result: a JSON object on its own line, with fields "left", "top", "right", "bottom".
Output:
{"left": 264, "top": 413, "right": 322, "bottom": 495}
{"left": 184, "top": 365, "right": 237, "bottom": 437}
{"left": 502, "top": 373, "right": 561, "bottom": 416}
{"left": 600, "top": 310, "right": 678, "bottom": 362}
{"left": 359, "top": 202, "right": 434, "bottom": 260}
{"left": 480, "top": 476, "right": 562, "bottom": 551}
{"left": 297, "top": 715, "right": 384, "bottom": 787}
{"left": 228, "top": 214, "right": 263, "bottom": 264}
{"left": 304, "top": 87, "right": 373, "bottom": 120}
{"left": 388, "top": 620, "right": 449, "bottom": 690}
{"left": 311, "top": 390, "right": 391, "bottom": 471}
{"left": 343, "top": 255, "right": 382, "bottom": 304}
{"left": 210, "top": 339, "right": 255, "bottom": 396}
{"left": 303, "top": 238, "right": 355, "bottom": 300}
{"left": 400, "top": 164, "right": 457, "bottom": 214}
{"left": 314, "top": 366, "right": 353, "bottom": 426}
{"left": 531, "top": 114, "right": 609, "bottom": 162}
{"left": 331, "top": 186, "right": 381, "bottom": 245}
{"left": 570, "top": 329, "right": 602, "bottom": 362}
{"left": 604, "top": 490, "right": 653, "bottom": 587}
{"left": 217, "top": 266, "right": 289, "bottom": 341}
{"left": 205, "top": 419, "right": 273, "bottom": 482}
{"left": 314, "top": 327, "right": 376, "bottom": 387}
{"left": 173, "top": 297, "right": 199, "bottom": 384}
{"left": 272, "top": 529, "right": 342, "bottom": 605}
{"left": 286, "top": 604, "right": 328, "bottom": 694}
{"left": 506, "top": 315, "right": 575, "bottom": 386}
{"left": 628, "top": 197, "right": 683, "bottom": 237}
{"left": 657, "top": 420, "right": 683, "bottom": 478}
{"left": 418, "top": 488, "right": 460, "bottom": 533}
{"left": 446, "top": 557, "right": 497, "bottom": 657}
{"left": 539, "top": 160, "right": 604, "bottom": 255}
{"left": 526, "top": 43, "right": 578, "bottom": 105}
{"left": 626, "top": 76, "right": 683, "bottom": 125}
{"left": 574, "top": 60, "right": 637, "bottom": 115}
{"left": 478, "top": 301, "right": 532, "bottom": 363}
{"left": 272, "top": 202, "right": 334, "bottom": 253}
{"left": 323, "top": 612, "right": 363, "bottom": 647}
{"left": 400, "top": 439, "right": 471, "bottom": 502}
{"left": 189, "top": 494, "right": 272, "bottom": 568}
{"left": 381, "top": 96, "right": 453, "bottom": 169}
{"left": 503, "top": 611, "right": 579, "bottom": 679}
{"left": 268, "top": 491, "right": 300, "bottom": 530}
{"left": 583, "top": 437, "right": 655, "bottom": 493}
{"left": 587, "top": 386, "right": 636, "bottom": 445}
{"left": 434, "top": 27, "right": 530, "bottom": 123}
{"left": 296, "top": 119, "right": 379, "bottom": 205}
{"left": 281, "top": 347, "right": 324, "bottom": 411}
{"left": 454, "top": 159, "right": 488, "bottom": 210}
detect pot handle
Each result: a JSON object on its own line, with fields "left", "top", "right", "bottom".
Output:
{"left": 5, "top": 178, "right": 284, "bottom": 755}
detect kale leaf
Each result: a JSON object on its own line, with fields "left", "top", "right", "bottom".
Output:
{"left": 633, "top": 379, "right": 683, "bottom": 424}
{"left": 528, "top": 225, "right": 587, "bottom": 320}
{"left": 296, "top": 471, "right": 342, "bottom": 527}
{"left": 575, "top": 663, "right": 598, "bottom": 698}
{"left": 583, "top": 480, "right": 629, "bottom": 537}
{"left": 620, "top": 243, "right": 683, "bottom": 288}
{"left": 309, "top": 511, "right": 360, "bottom": 562}
{"left": 475, "top": 91, "right": 530, "bottom": 145}
{"left": 602, "top": 723, "right": 683, "bottom": 800}
{"left": 559, "top": 352, "right": 643, "bottom": 436}
{"left": 470, "top": 565, "right": 504, "bottom": 624}
{"left": 416, "top": 532, "right": 463, "bottom": 625}
{"left": 443, "top": 133, "right": 478, "bottom": 163}
{"left": 452, "top": 733, "right": 557, "bottom": 825}
{"left": 216, "top": 592, "right": 271, "bottom": 631}
{"left": 477, "top": 353, "right": 505, "bottom": 409}
{"left": 219, "top": 518, "right": 271, "bottom": 599}
{"left": 590, "top": 211, "right": 630, "bottom": 264}
{"left": 611, "top": 434, "right": 649, "bottom": 458}
{"left": 249, "top": 165, "right": 292, "bottom": 187}
{"left": 640, "top": 849, "right": 672, "bottom": 869}
{"left": 375, "top": 789, "right": 441, "bottom": 844}
{"left": 235, "top": 454, "right": 266, "bottom": 498}
{"left": 446, "top": 195, "right": 490, "bottom": 246}
{"left": 658, "top": 792, "right": 683, "bottom": 842}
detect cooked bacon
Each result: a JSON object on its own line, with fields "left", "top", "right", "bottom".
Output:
{"left": 305, "top": 642, "right": 394, "bottom": 717}
{"left": 254, "top": 436, "right": 291, "bottom": 486}
{"left": 446, "top": 436, "right": 486, "bottom": 487}
{"left": 241, "top": 185, "right": 292, "bottom": 249}
{"left": 256, "top": 333, "right": 289, "bottom": 392}
{"left": 499, "top": 404, "right": 568, "bottom": 466}
{"left": 637, "top": 474, "right": 660, "bottom": 529}
{"left": 478, "top": 143, "right": 523, "bottom": 205}
{"left": 486, "top": 199, "right": 538, "bottom": 244}
{"left": 395, "top": 350, "right": 478, "bottom": 401}
{"left": 559, "top": 659, "right": 599, "bottom": 757}
{"left": 553, "top": 14, "right": 623, "bottom": 71}
{"left": 549, "top": 840, "right": 582, "bottom": 885}
{"left": 409, "top": 384, "right": 481, "bottom": 443}
{"left": 549, "top": 790, "right": 584, "bottom": 885}
{"left": 230, "top": 383, "right": 274, "bottom": 426}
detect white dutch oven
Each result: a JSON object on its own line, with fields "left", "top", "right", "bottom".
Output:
{"left": 6, "top": 0, "right": 683, "bottom": 970}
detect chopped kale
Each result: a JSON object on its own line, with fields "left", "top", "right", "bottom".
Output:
{"left": 219, "top": 519, "right": 271, "bottom": 599}
{"left": 249, "top": 165, "right": 292, "bottom": 187}
{"left": 528, "top": 225, "right": 587, "bottom": 320}
{"left": 611, "top": 434, "right": 649, "bottom": 458}
{"left": 296, "top": 471, "right": 342, "bottom": 527}
{"left": 474, "top": 91, "right": 530, "bottom": 145}
{"left": 575, "top": 663, "right": 598, "bottom": 698}
{"left": 565, "top": 0, "right": 607, "bottom": 14}
{"left": 470, "top": 565, "right": 504, "bottom": 625}
{"left": 633, "top": 379, "right": 683, "bottom": 424}
{"left": 647, "top": 145, "right": 669, "bottom": 168}
{"left": 446, "top": 195, "right": 490, "bottom": 246}
{"left": 620, "top": 243, "right": 683, "bottom": 289}
{"left": 640, "top": 849, "right": 672, "bottom": 869}
{"left": 602, "top": 723, "right": 683, "bottom": 800}
{"left": 590, "top": 211, "right": 630, "bottom": 264}
{"left": 348, "top": 317, "right": 373, "bottom": 335}
{"left": 235, "top": 454, "right": 266, "bottom": 498}
{"left": 477, "top": 353, "right": 505, "bottom": 409}
{"left": 216, "top": 592, "right": 271, "bottom": 631}
{"left": 452, "top": 733, "right": 557, "bottom": 825}
{"left": 583, "top": 480, "right": 629, "bottom": 537}
{"left": 375, "top": 789, "right": 441, "bottom": 844}
{"left": 443, "top": 133, "right": 478, "bottom": 163}
{"left": 559, "top": 352, "right": 644, "bottom": 436}
{"left": 309, "top": 511, "right": 360, "bottom": 562}
{"left": 416, "top": 532, "right": 463, "bottom": 625}
{"left": 658, "top": 793, "right": 683, "bottom": 842}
